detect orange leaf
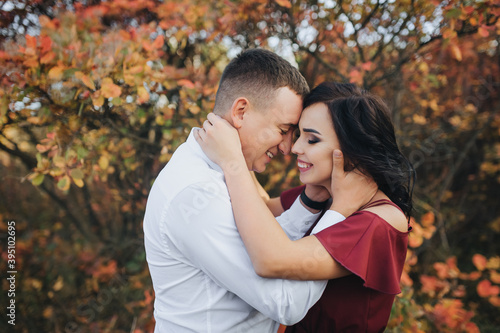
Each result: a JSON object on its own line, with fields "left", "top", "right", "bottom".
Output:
{"left": 100, "top": 78, "right": 122, "bottom": 98}
{"left": 349, "top": 69, "right": 363, "bottom": 85}
{"left": 489, "top": 296, "right": 500, "bottom": 307}
{"left": 450, "top": 44, "right": 462, "bottom": 61}
{"left": 92, "top": 260, "right": 117, "bottom": 280}
{"left": 26, "top": 35, "right": 37, "bottom": 49}
{"left": 477, "top": 279, "right": 499, "bottom": 297}
{"left": 275, "top": 0, "right": 292, "bottom": 8}
{"left": 478, "top": 26, "right": 489, "bottom": 38}
{"left": 421, "top": 211, "right": 435, "bottom": 226}
{"left": 40, "top": 51, "right": 56, "bottom": 64}
{"left": 420, "top": 275, "right": 439, "bottom": 295}
{"left": 434, "top": 262, "right": 450, "bottom": 279}
{"left": 361, "top": 61, "right": 374, "bottom": 71}
{"left": 39, "top": 15, "right": 56, "bottom": 29}
{"left": 468, "top": 271, "right": 482, "bottom": 281}
{"left": 40, "top": 35, "right": 52, "bottom": 54}
{"left": 151, "top": 35, "right": 164, "bottom": 49}
{"left": 472, "top": 254, "right": 487, "bottom": 271}
{"left": 177, "top": 79, "right": 195, "bottom": 89}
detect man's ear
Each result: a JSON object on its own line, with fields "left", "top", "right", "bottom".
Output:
{"left": 229, "top": 97, "right": 250, "bottom": 129}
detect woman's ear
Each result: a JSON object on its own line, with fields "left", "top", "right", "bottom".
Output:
{"left": 229, "top": 97, "right": 249, "bottom": 129}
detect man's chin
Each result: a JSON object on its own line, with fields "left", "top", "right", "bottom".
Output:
{"left": 252, "top": 164, "right": 267, "bottom": 173}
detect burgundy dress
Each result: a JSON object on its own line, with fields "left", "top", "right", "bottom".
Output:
{"left": 280, "top": 186, "right": 409, "bottom": 333}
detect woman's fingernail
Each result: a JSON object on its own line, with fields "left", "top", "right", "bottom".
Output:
{"left": 334, "top": 150, "right": 342, "bottom": 157}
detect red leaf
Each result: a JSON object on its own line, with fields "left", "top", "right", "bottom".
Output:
{"left": 40, "top": 35, "right": 53, "bottom": 54}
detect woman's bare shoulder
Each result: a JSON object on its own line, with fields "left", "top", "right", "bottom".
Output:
{"left": 362, "top": 203, "right": 408, "bottom": 232}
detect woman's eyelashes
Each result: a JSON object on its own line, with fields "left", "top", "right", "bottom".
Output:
{"left": 294, "top": 128, "right": 320, "bottom": 144}
{"left": 308, "top": 136, "right": 320, "bottom": 144}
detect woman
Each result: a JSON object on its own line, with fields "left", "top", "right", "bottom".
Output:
{"left": 195, "top": 82, "right": 415, "bottom": 332}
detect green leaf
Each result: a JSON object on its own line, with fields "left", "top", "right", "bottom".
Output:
{"left": 57, "top": 177, "right": 69, "bottom": 190}
{"left": 70, "top": 168, "right": 84, "bottom": 180}
{"left": 32, "top": 173, "right": 45, "bottom": 186}
{"left": 445, "top": 8, "right": 461, "bottom": 19}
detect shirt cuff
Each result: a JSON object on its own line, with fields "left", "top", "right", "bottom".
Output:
{"left": 310, "top": 210, "right": 346, "bottom": 234}
{"left": 289, "top": 196, "right": 321, "bottom": 226}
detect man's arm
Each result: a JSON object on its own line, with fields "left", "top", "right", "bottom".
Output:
{"left": 163, "top": 183, "right": 327, "bottom": 325}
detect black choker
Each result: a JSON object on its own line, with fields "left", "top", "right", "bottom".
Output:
{"left": 300, "top": 189, "right": 329, "bottom": 210}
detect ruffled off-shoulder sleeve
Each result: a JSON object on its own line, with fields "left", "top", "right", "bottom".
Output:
{"left": 280, "top": 185, "right": 305, "bottom": 210}
{"left": 314, "top": 211, "right": 408, "bottom": 294}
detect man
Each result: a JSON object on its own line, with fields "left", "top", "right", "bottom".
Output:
{"left": 143, "top": 49, "right": 345, "bottom": 332}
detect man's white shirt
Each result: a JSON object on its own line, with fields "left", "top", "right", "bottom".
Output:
{"left": 143, "top": 129, "right": 345, "bottom": 332}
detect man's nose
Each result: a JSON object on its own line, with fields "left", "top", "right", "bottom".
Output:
{"left": 278, "top": 131, "right": 293, "bottom": 155}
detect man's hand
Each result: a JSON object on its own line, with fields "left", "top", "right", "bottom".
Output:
{"left": 330, "top": 149, "right": 378, "bottom": 217}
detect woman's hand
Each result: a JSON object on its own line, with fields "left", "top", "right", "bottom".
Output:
{"left": 330, "top": 149, "right": 378, "bottom": 217}
{"left": 195, "top": 113, "right": 246, "bottom": 172}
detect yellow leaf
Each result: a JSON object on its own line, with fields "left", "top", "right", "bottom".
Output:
{"left": 101, "top": 78, "right": 122, "bottom": 98}
{"left": 53, "top": 156, "right": 66, "bottom": 168}
{"left": 99, "top": 155, "right": 109, "bottom": 170}
{"left": 72, "top": 178, "right": 84, "bottom": 188}
{"left": 48, "top": 66, "right": 65, "bottom": 80}
{"left": 53, "top": 276, "right": 64, "bottom": 291}
{"left": 43, "top": 306, "right": 53, "bottom": 318}
{"left": 189, "top": 105, "right": 201, "bottom": 115}
{"left": 92, "top": 92, "right": 104, "bottom": 107}
{"left": 75, "top": 71, "right": 96, "bottom": 90}
{"left": 275, "top": 0, "right": 292, "bottom": 8}
{"left": 486, "top": 256, "right": 500, "bottom": 270}
{"left": 137, "top": 86, "right": 150, "bottom": 104}
{"left": 412, "top": 114, "right": 427, "bottom": 125}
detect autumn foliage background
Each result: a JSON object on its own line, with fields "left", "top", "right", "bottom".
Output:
{"left": 0, "top": 0, "right": 499, "bottom": 332}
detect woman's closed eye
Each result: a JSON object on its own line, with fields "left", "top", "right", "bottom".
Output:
{"left": 308, "top": 136, "right": 320, "bottom": 144}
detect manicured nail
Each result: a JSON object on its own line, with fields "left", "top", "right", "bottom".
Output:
{"left": 334, "top": 149, "right": 342, "bottom": 157}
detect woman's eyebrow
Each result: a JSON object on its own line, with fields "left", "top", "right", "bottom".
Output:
{"left": 303, "top": 128, "right": 321, "bottom": 135}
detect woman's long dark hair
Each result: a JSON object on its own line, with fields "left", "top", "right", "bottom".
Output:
{"left": 303, "top": 82, "right": 415, "bottom": 217}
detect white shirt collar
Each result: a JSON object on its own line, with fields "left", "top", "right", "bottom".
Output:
{"left": 185, "top": 127, "right": 224, "bottom": 174}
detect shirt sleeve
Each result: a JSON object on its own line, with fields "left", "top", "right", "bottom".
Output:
{"left": 163, "top": 183, "right": 327, "bottom": 325}
{"left": 276, "top": 196, "right": 321, "bottom": 241}
{"left": 309, "top": 210, "right": 346, "bottom": 234}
